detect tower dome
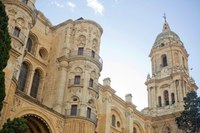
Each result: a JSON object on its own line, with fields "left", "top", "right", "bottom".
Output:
{"left": 153, "top": 21, "right": 183, "bottom": 49}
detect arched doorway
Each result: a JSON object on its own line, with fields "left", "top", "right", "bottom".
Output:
{"left": 24, "top": 114, "right": 51, "bottom": 133}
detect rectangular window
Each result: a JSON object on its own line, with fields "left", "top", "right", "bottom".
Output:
{"left": 78, "top": 47, "right": 84, "bottom": 55}
{"left": 70, "top": 105, "right": 77, "bottom": 116}
{"left": 13, "top": 27, "right": 20, "bottom": 37}
{"left": 87, "top": 107, "right": 91, "bottom": 118}
{"left": 89, "top": 78, "right": 93, "bottom": 87}
{"left": 91, "top": 50, "right": 95, "bottom": 58}
{"left": 74, "top": 76, "right": 81, "bottom": 84}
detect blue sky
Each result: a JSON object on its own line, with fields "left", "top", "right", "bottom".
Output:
{"left": 35, "top": 0, "right": 200, "bottom": 110}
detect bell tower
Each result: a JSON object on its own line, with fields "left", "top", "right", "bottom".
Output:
{"left": 145, "top": 17, "right": 198, "bottom": 116}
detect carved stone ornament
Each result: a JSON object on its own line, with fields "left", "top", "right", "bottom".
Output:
{"left": 56, "top": 119, "right": 64, "bottom": 133}
{"left": 102, "top": 95, "right": 112, "bottom": 103}
{"left": 11, "top": 96, "right": 22, "bottom": 112}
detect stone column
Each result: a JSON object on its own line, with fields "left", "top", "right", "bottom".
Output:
{"left": 54, "top": 61, "right": 68, "bottom": 113}
{"left": 26, "top": 70, "right": 35, "bottom": 95}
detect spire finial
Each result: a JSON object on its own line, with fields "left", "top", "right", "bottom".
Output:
{"left": 163, "top": 12, "right": 167, "bottom": 22}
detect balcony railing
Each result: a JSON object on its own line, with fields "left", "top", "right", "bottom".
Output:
{"left": 65, "top": 109, "right": 97, "bottom": 123}
{"left": 20, "top": 0, "right": 35, "bottom": 11}
{"left": 88, "top": 82, "right": 99, "bottom": 94}
{"left": 68, "top": 50, "right": 103, "bottom": 70}
{"left": 9, "top": 28, "right": 26, "bottom": 44}
{"left": 65, "top": 109, "right": 81, "bottom": 116}
{"left": 3, "top": 0, "right": 35, "bottom": 11}
{"left": 68, "top": 79, "right": 84, "bottom": 87}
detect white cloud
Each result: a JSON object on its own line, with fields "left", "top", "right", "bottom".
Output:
{"left": 67, "top": 1, "right": 76, "bottom": 12}
{"left": 86, "top": 0, "right": 104, "bottom": 15}
{"left": 51, "top": 1, "right": 64, "bottom": 8}
{"left": 67, "top": 2, "right": 76, "bottom": 8}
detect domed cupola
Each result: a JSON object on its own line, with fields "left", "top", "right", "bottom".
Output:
{"left": 153, "top": 20, "right": 183, "bottom": 49}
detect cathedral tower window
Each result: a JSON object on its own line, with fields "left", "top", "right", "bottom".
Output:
{"left": 161, "top": 54, "right": 168, "bottom": 67}
{"left": 87, "top": 107, "right": 91, "bottom": 118}
{"left": 164, "top": 90, "right": 169, "bottom": 105}
{"left": 133, "top": 127, "right": 137, "bottom": 133}
{"left": 158, "top": 96, "right": 162, "bottom": 107}
{"left": 111, "top": 114, "right": 116, "bottom": 127}
{"left": 171, "top": 93, "right": 175, "bottom": 104}
{"left": 89, "top": 78, "right": 94, "bottom": 87}
{"left": 78, "top": 47, "right": 84, "bottom": 55}
{"left": 30, "top": 69, "right": 41, "bottom": 98}
{"left": 74, "top": 75, "right": 81, "bottom": 84}
{"left": 70, "top": 105, "right": 77, "bottom": 116}
{"left": 18, "top": 62, "right": 29, "bottom": 92}
{"left": 13, "top": 27, "right": 20, "bottom": 37}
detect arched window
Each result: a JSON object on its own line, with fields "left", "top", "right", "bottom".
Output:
{"left": 161, "top": 54, "right": 168, "bottom": 67}
{"left": 30, "top": 70, "right": 41, "bottom": 98}
{"left": 18, "top": 63, "right": 28, "bottom": 92}
{"left": 112, "top": 114, "right": 116, "bottom": 127}
{"left": 164, "top": 90, "right": 169, "bottom": 105}
{"left": 26, "top": 38, "right": 33, "bottom": 53}
{"left": 87, "top": 107, "right": 91, "bottom": 118}
{"left": 158, "top": 96, "right": 162, "bottom": 107}
{"left": 133, "top": 127, "right": 137, "bottom": 133}
{"left": 171, "top": 93, "right": 175, "bottom": 104}
{"left": 89, "top": 78, "right": 93, "bottom": 87}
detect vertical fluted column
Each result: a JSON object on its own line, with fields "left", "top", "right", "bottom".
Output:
{"left": 54, "top": 61, "right": 68, "bottom": 113}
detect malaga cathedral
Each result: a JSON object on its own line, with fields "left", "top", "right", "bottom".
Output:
{"left": 0, "top": 0, "right": 198, "bottom": 133}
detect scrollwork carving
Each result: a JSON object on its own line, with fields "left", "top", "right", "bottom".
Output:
{"left": 56, "top": 119, "right": 64, "bottom": 133}
{"left": 102, "top": 95, "right": 112, "bottom": 103}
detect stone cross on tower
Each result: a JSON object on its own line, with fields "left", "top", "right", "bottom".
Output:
{"left": 163, "top": 12, "right": 167, "bottom": 22}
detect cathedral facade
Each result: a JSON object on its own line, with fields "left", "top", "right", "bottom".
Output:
{"left": 0, "top": 0, "right": 198, "bottom": 133}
